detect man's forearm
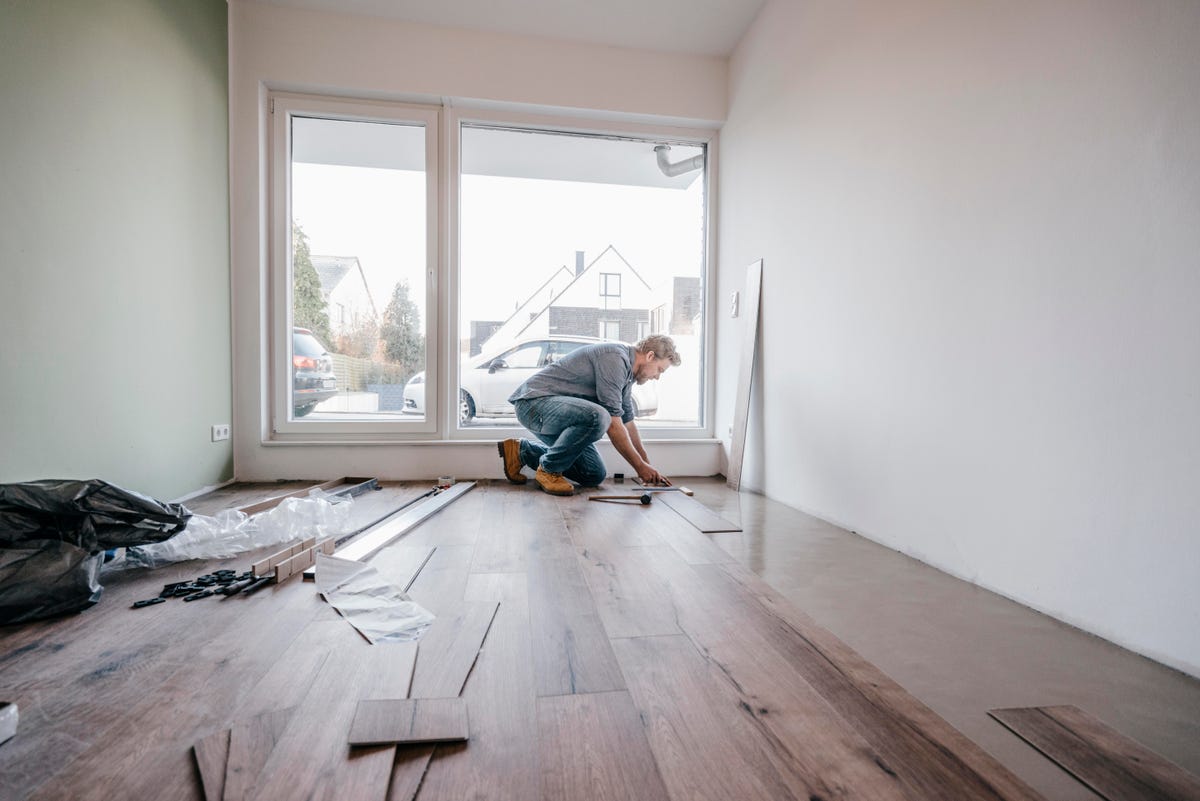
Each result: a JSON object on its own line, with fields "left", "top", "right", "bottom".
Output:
{"left": 607, "top": 417, "right": 648, "bottom": 472}
{"left": 625, "top": 420, "right": 649, "bottom": 463}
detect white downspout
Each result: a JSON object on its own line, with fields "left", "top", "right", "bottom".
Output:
{"left": 654, "top": 145, "right": 705, "bottom": 177}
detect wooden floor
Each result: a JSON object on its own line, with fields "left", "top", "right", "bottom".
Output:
{"left": 0, "top": 479, "right": 1050, "bottom": 800}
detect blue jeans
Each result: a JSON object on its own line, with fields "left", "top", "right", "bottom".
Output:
{"left": 514, "top": 396, "right": 610, "bottom": 486}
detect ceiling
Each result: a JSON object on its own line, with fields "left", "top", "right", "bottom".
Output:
{"left": 250, "top": 0, "right": 766, "bottom": 57}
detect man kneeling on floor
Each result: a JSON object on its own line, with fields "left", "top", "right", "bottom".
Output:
{"left": 497, "top": 334, "right": 680, "bottom": 496}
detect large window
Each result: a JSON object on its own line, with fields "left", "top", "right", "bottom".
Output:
{"left": 457, "top": 124, "right": 708, "bottom": 430}
{"left": 269, "top": 97, "right": 710, "bottom": 439}
{"left": 270, "top": 96, "right": 438, "bottom": 436}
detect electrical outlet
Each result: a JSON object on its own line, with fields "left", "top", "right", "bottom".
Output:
{"left": 211, "top": 424, "right": 231, "bottom": 442}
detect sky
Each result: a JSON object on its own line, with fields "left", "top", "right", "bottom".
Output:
{"left": 291, "top": 163, "right": 705, "bottom": 338}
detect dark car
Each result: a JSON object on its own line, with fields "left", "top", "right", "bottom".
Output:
{"left": 293, "top": 327, "right": 337, "bottom": 417}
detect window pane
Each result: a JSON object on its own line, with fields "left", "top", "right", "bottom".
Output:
{"left": 458, "top": 125, "right": 706, "bottom": 428}
{"left": 289, "top": 116, "right": 427, "bottom": 421}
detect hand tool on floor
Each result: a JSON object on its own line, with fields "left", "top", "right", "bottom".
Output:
{"left": 632, "top": 481, "right": 695, "bottom": 496}
{"left": 588, "top": 493, "right": 653, "bottom": 505}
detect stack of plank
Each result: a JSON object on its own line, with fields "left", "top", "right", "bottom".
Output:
{"left": 191, "top": 563, "right": 498, "bottom": 800}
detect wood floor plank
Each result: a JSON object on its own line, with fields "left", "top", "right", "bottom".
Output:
{"left": 409, "top": 601, "right": 499, "bottom": 699}
{"left": 385, "top": 747, "right": 435, "bottom": 801}
{"left": 407, "top": 544, "right": 475, "bottom": 616}
{"left": 348, "top": 698, "right": 468, "bottom": 745}
{"left": 24, "top": 580, "right": 325, "bottom": 801}
{"left": 528, "top": 556, "right": 626, "bottom": 697}
{"left": 656, "top": 491, "right": 742, "bottom": 533}
{"left": 223, "top": 707, "right": 295, "bottom": 801}
{"left": 470, "top": 487, "right": 572, "bottom": 572}
{"left": 463, "top": 572, "right": 529, "bottom": 605}
{"left": 369, "top": 544, "right": 437, "bottom": 592}
{"left": 613, "top": 634, "right": 817, "bottom": 801}
{"left": 989, "top": 705, "right": 1200, "bottom": 801}
{"left": 538, "top": 690, "right": 671, "bottom": 801}
{"left": 703, "top": 559, "right": 1045, "bottom": 801}
{"left": 632, "top": 546, "right": 911, "bottom": 801}
{"left": 192, "top": 728, "right": 229, "bottom": 801}
{"left": 574, "top": 545, "right": 682, "bottom": 639}
{"left": 413, "top": 599, "right": 539, "bottom": 801}
{"left": 249, "top": 639, "right": 417, "bottom": 801}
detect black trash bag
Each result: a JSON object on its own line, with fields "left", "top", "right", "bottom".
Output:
{"left": 0, "top": 479, "right": 192, "bottom": 624}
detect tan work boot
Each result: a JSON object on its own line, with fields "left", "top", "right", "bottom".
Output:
{"left": 497, "top": 439, "right": 527, "bottom": 484}
{"left": 534, "top": 467, "right": 574, "bottom": 496}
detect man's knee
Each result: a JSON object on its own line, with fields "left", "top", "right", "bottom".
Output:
{"left": 591, "top": 407, "right": 611, "bottom": 436}
{"left": 577, "top": 462, "right": 608, "bottom": 487}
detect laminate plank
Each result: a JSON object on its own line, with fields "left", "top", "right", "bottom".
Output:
{"left": 989, "top": 705, "right": 1200, "bottom": 801}
{"left": 192, "top": 728, "right": 229, "bottom": 801}
{"left": 657, "top": 491, "right": 742, "bottom": 533}
{"left": 334, "top": 483, "right": 476, "bottom": 564}
{"left": 463, "top": 572, "right": 528, "bottom": 605}
{"left": 409, "top": 601, "right": 499, "bottom": 699}
{"left": 612, "top": 634, "right": 815, "bottom": 801}
{"left": 348, "top": 698, "right": 468, "bottom": 745}
{"left": 393, "top": 481, "right": 486, "bottom": 548}
{"left": 24, "top": 579, "right": 324, "bottom": 801}
{"left": 703, "top": 558, "right": 1045, "bottom": 801}
{"left": 727, "top": 258, "right": 763, "bottom": 490}
{"left": 181, "top": 481, "right": 315, "bottom": 516}
{"left": 414, "top": 600, "right": 539, "bottom": 801}
{"left": 470, "top": 487, "right": 572, "bottom": 572}
{"left": 633, "top": 547, "right": 911, "bottom": 801}
{"left": 369, "top": 545, "right": 437, "bottom": 593}
{"left": 528, "top": 556, "right": 625, "bottom": 697}
{"left": 538, "top": 690, "right": 671, "bottom": 801}
{"left": 249, "top": 639, "right": 417, "bottom": 801}
{"left": 223, "top": 707, "right": 295, "bottom": 801}
{"left": 385, "top": 747, "right": 435, "bottom": 801}
{"left": 574, "top": 545, "right": 681, "bottom": 639}
{"left": 406, "top": 544, "right": 475, "bottom": 616}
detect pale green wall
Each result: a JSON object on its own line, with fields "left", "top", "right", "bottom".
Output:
{"left": 0, "top": 0, "right": 231, "bottom": 500}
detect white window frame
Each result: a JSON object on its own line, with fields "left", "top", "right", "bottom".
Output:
{"left": 446, "top": 107, "right": 717, "bottom": 441}
{"left": 268, "top": 93, "right": 441, "bottom": 439}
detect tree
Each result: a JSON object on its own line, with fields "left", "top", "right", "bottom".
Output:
{"left": 336, "top": 315, "right": 379, "bottom": 359}
{"left": 380, "top": 280, "right": 424, "bottom": 380}
{"left": 292, "top": 223, "right": 332, "bottom": 345}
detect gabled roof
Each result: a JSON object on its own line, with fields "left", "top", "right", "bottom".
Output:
{"left": 514, "top": 245, "right": 651, "bottom": 339}
{"left": 311, "top": 255, "right": 379, "bottom": 321}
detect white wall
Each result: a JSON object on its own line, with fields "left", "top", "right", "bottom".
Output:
{"left": 717, "top": 0, "right": 1200, "bottom": 676}
{"left": 229, "top": 1, "right": 726, "bottom": 481}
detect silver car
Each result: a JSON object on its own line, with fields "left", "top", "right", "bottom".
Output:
{"left": 403, "top": 336, "right": 658, "bottom": 424}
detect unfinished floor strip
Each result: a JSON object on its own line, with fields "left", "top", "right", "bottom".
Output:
{"left": 237, "top": 477, "right": 378, "bottom": 516}
{"left": 303, "top": 483, "right": 476, "bottom": 579}
{"left": 656, "top": 491, "right": 742, "bottom": 533}
{"left": 192, "top": 728, "right": 229, "bottom": 801}
{"left": 348, "top": 698, "right": 469, "bottom": 746}
{"left": 989, "top": 705, "right": 1200, "bottom": 801}
{"left": 409, "top": 601, "right": 500, "bottom": 699}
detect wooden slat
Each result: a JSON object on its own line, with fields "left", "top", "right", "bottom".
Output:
{"left": 223, "top": 708, "right": 294, "bottom": 801}
{"left": 727, "top": 258, "right": 763, "bottom": 490}
{"left": 538, "top": 690, "right": 671, "bottom": 801}
{"left": 657, "top": 491, "right": 742, "bottom": 533}
{"left": 252, "top": 536, "right": 316, "bottom": 577}
{"left": 192, "top": 728, "right": 229, "bottom": 801}
{"left": 249, "top": 639, "right": 417, "bottom": 801}
{"left": 237, "top": 477, "right": 360, "bottom": 516}
{"left": 574, "top": 545, "right": 682, "bottom": 639}
{"left": 613, "top": 634, "right": 823, "bottom": 801}
{"left": 409, "top": 602, "right": 499, "bottom": 699}
{"left": 348, "top": 698, "right": 468, "bottom": 745}
{"left": 369, "top": 545, "right": 437, "bottom": 593}
{"left": 310, "top": 482, "right": 476, "bottom": 573}
{"left": 707, "top": 559, "right": 1045, "bottom": 801}
{"left": 989, "top": 705, "right": 1200, "bottom": 801}
{"left": 527, "top": 556, "right": 625, "bottom": 697}
{"left": 413, "top": 600, "right": 539, "bottom": 801}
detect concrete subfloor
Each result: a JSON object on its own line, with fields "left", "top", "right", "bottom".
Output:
{"left": 684, "top": 477, "right": 1200, "bottom": 801}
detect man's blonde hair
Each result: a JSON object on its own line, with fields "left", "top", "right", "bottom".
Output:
{"left": 635, "top": 334, "right": 681, "bottom": 366}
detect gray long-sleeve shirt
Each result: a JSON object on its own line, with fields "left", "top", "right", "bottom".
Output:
{"left": 508, "top": 343, "right": 636, "bottom": 423}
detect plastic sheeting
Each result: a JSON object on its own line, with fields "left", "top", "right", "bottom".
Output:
{"left": 121, "top": 492, "right": 353, "bottom": 569}
{"left": 0, "top": 479, "right": 191, "bottom": 624}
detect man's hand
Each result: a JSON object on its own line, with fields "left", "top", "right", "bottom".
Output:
{"left": 637, "top": 465, "right": 672, "bottom": 486}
